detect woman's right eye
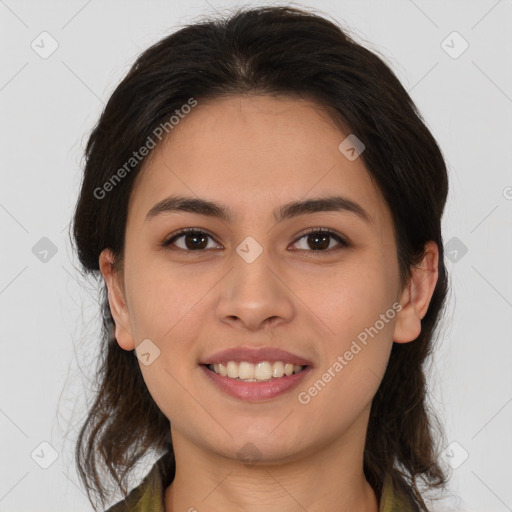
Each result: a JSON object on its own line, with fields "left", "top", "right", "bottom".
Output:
{"left": 162, "top": 228, "right": 222, "bottom": 252}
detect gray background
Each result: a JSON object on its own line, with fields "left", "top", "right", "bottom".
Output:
{"left": 1, "top": 0, "right": 511, "bottom": 510}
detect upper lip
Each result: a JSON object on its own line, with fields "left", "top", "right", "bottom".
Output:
{"left": 200, "top": 346, "right": 313, "bottom": 366}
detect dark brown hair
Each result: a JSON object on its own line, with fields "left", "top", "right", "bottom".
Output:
{"left": 72, "top": 5, "right": 449, "bottom": 510}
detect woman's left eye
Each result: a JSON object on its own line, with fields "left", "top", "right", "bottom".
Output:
{"left": 161, "top": 228, "right": 349, "bottom": 253}
{"left": 291, "top": 228, "right": 349, "bottom": 252}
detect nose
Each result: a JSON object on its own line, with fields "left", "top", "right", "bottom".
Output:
{"left": 215, "top": 244, "right": 295, "bottom": 332}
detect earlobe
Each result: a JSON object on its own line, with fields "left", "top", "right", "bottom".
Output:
{"left": 393, "top": 241, "right": 439, "bottom": 344}
{"left": 98, "top": 249, "right": 135, "bottom": 351}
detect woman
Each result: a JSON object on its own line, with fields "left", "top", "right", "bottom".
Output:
{"left": 72, "top": 5, "right": 450, "bottom": 511}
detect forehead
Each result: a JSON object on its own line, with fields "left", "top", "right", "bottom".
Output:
{"left": 128, "top": 94, "right": 391, "bottom": 231}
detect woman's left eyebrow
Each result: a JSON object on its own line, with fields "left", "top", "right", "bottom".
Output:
{"left": 145, "top": 194, "right": 373, "bottom": 225}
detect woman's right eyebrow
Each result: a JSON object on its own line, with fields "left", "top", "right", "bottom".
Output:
{"left": 144, "top": 194, "right": 373, "bottom": 226}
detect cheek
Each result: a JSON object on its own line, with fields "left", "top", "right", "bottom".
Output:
{"left": 298, "top": 253, "right": 398, "bottom": 345}
{"left": 124, "top": 257, "right": 214, "bottom": 397}
{"left": 296, "top": 302, "right": 395, "bottom": 442}
{"left": 124, "top": 257, "right": 214, "bottom": 343}
{"left": 296, "top": 255, "right": 397, "bottom": 403}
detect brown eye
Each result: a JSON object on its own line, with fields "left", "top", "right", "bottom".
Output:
{"left": 291, "top": 228, "right": 349, "bottom": 252}
{"left": 162, "top": 228, "right": 221, "bottom": 251}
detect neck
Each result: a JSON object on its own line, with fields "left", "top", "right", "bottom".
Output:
{"left": 164, "top": 420, "right": 379, "bottom": 512}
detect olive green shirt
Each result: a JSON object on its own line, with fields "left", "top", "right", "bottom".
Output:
{"left": 105, "top": 452, "right": 418, "bottom": 512}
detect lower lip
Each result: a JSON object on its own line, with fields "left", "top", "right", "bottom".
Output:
{"left": 200, "top": 364, "right": 312, "bottom": 402}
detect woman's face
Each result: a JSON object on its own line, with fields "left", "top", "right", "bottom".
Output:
{"left": 103, "top": 94, "right": 412, "bottom": 463}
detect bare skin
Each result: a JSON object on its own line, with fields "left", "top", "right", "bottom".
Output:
{"left": 99, "top": 94, "right": 439, "bottom": 512}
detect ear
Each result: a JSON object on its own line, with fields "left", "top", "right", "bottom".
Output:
{"left": 393, "top": 240, "right": 439, "bottom": 343}
{"left": 98, "top": 248, "right": 135, "bottom": 351}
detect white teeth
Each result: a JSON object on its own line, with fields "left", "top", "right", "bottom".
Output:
{"left": 227, "top": 361, "right": 238, "bottom": 379}
{"left": 272, "top": 361, "right": 285, "bottom": 378}
{"left": 207, "top": 361, "right": 305, "bottom": 381}
{"left": 255, "top": 362, "right": 272, "bottom": 380}
{"left": 239, "top": 361, "right": 256, "bottom": 380}
{"left": 284, "top": 363, "right": 294, "bottom": 376}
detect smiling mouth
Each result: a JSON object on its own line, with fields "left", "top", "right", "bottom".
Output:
{"left": 203, "top": 361, "right": 307, "bottom": 382}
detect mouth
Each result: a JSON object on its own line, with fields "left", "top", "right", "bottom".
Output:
{"left": 202, "top": 361, "right": 307, "bottom": 382}
{"left": 199, "top": 355, "right": 313, "bottom": 402}
{"left": 198, "top": 346, "right": 313, "bottom": 401}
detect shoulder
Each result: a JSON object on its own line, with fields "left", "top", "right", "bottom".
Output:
{"left": 104, "top": 451, "right": 175, "bottom": 512}
{"left": 379, "top": 472, "right": 420, "bottom": 512}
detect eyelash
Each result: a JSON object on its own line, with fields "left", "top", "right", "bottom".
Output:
{"left": 161, "top": 227, "right": 349, "bottom": 254}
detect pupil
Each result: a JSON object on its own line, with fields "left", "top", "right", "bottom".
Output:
{"left": 309, "top": 233, "right": 329, "bottom": 250}
{"left": 186, "top": 233, "right": 207, "bottom": 250}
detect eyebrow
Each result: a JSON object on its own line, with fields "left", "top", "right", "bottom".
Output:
{"left": 145, "top": 194, "right": 372, "bottom": 225}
